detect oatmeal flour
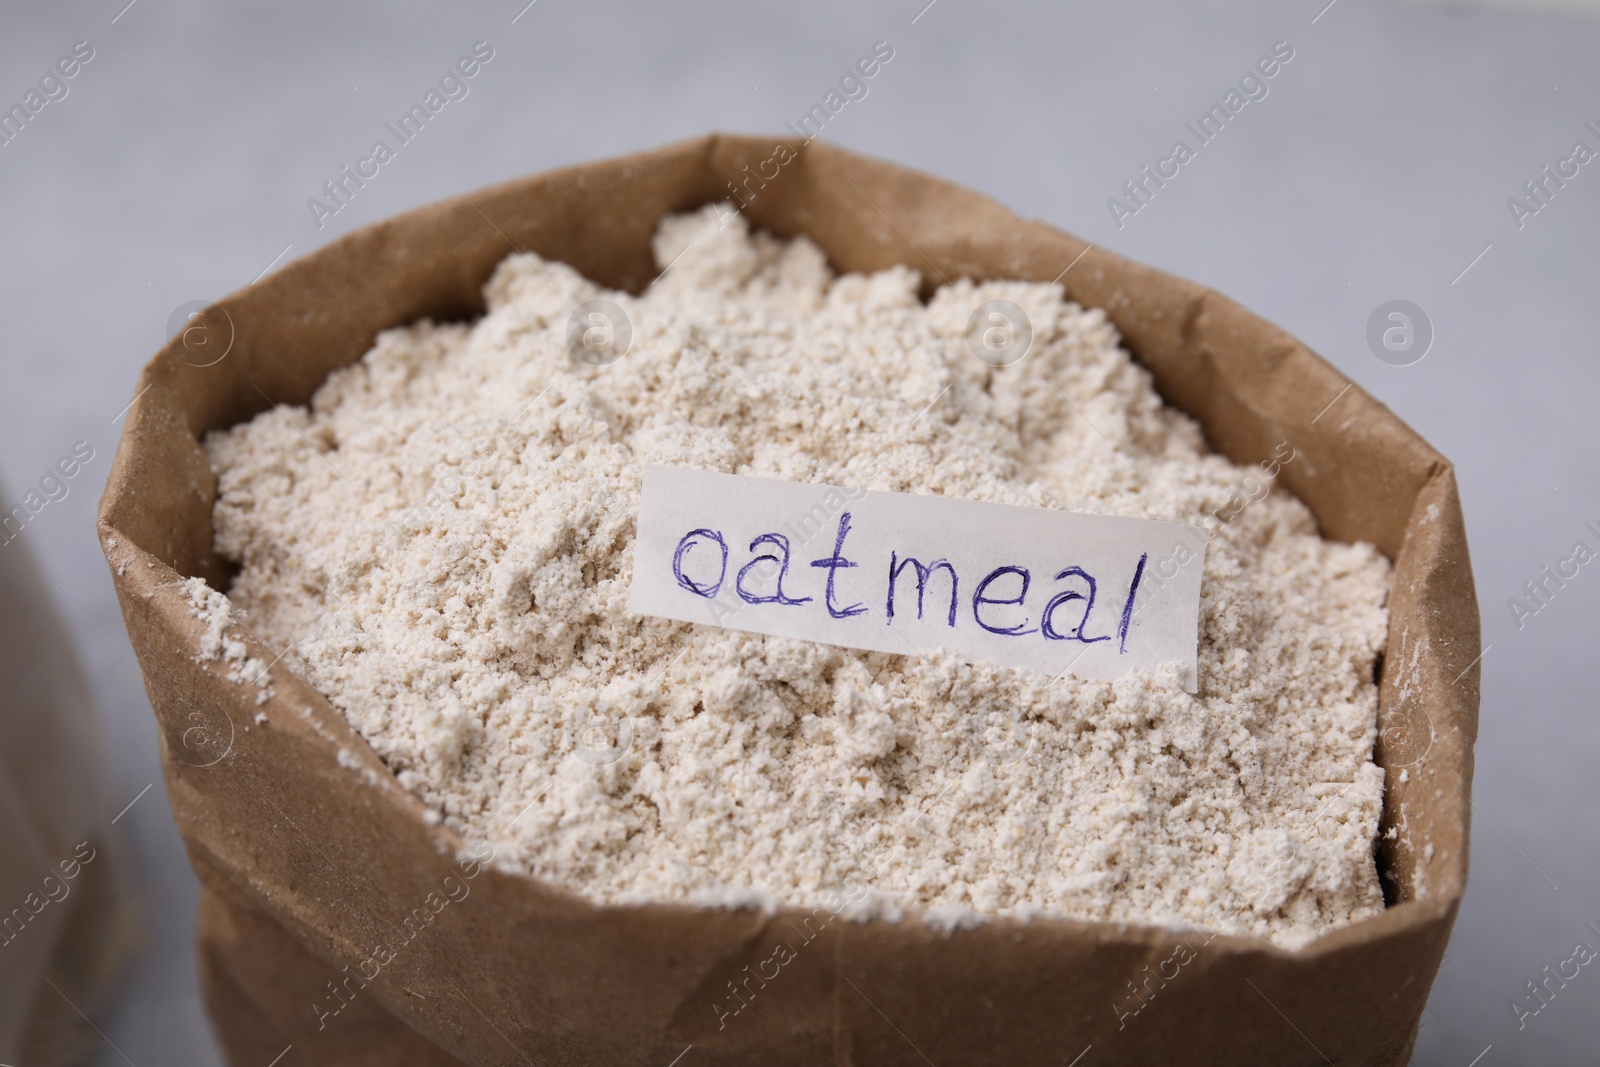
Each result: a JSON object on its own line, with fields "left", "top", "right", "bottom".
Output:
{"left": 201, "top": 206, "right": 1391, "bottom": 946}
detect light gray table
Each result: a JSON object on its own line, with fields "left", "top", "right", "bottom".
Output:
{"left": 1, "top": 0, "right": 1595, "bottom": 1063}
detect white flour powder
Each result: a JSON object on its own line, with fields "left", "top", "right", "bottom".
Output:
{"left": 183, "top": 576, "right": 273, "bottom": 704}
{"left": 202, "top": 207, "right": 1391, "bottom": 946}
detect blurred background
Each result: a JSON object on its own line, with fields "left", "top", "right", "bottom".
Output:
{"left": 1, "top": 0, "right": 1597, "bottom": 1063}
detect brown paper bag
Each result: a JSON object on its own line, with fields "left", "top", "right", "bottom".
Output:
{"left": 2, "top": 499, "right": 139, "bottom": 1066}
{"left": 98, "top": 135, "right": 1479, "bottom": 1066}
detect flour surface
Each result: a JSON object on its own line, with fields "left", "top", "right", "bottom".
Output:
{"left": 203, "top": 207, "right": 1391, "bottom": 946}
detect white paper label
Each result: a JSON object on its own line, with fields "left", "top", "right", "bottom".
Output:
{"left": 629, "top": 466, "right": 1206, "bottom": 690}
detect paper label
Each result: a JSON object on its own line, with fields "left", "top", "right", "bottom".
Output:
{"left": 628, "top": 466, "right": 1206, "bottom": 690}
